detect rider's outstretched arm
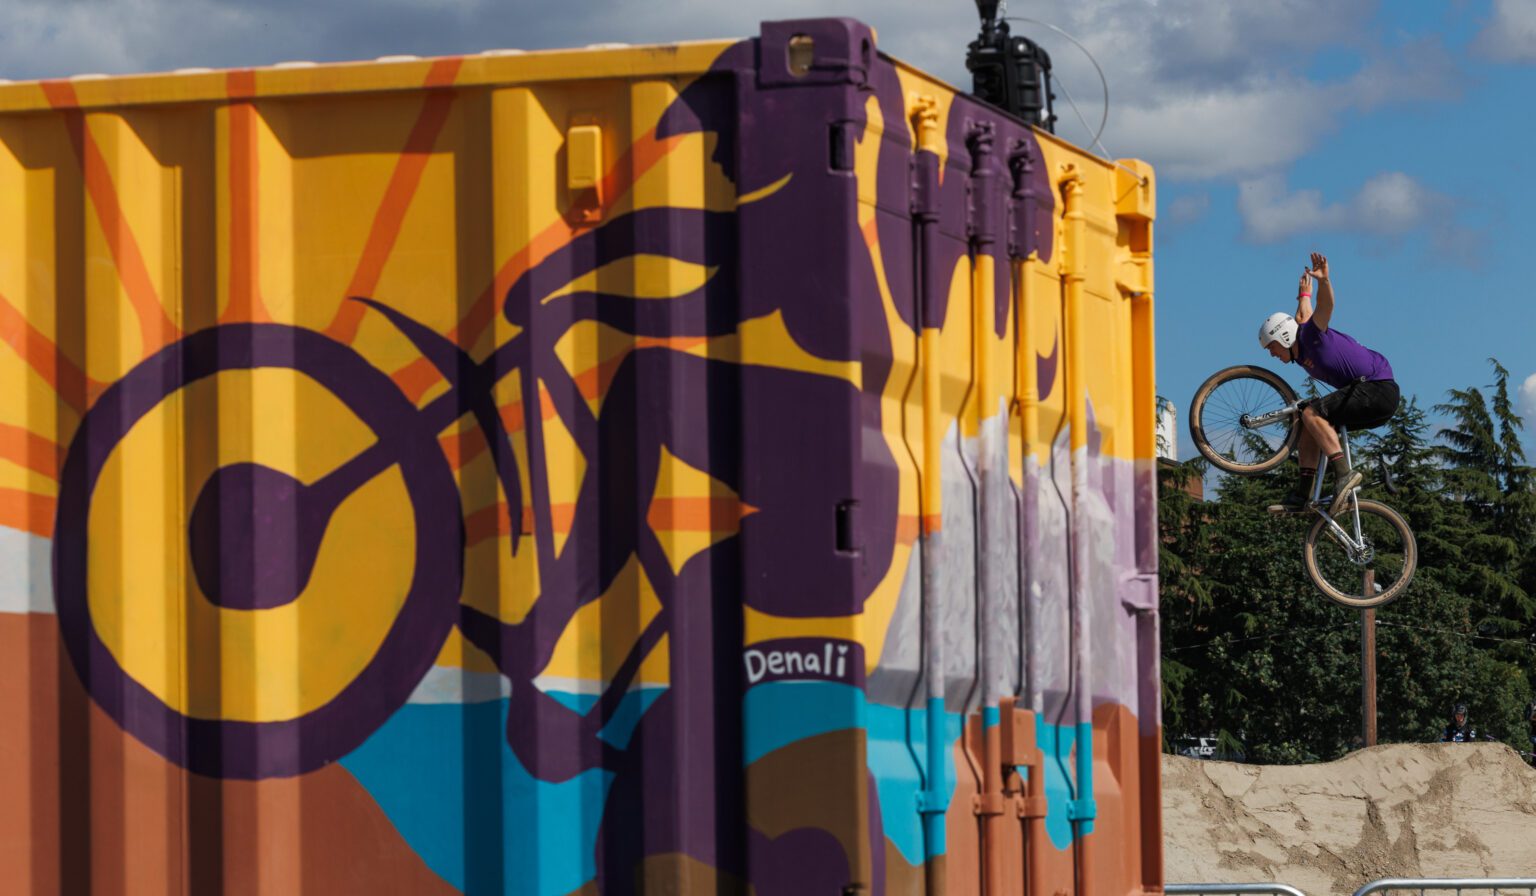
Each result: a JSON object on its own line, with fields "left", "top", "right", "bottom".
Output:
{"left": 1294, "top": 268, "right": 1313, "bottom": 324}
{"left": 1309, "top": 251, "right": 1334, "bottom": 331}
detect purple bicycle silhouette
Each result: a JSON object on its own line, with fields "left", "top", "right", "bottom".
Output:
{"left": 53, "top": 206, "right": 891, "bottom": 789}
{"left": 46, "top": 209, "right": 737, "bottom": 777}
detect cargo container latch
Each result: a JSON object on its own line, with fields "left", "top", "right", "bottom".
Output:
{"left": 566, "top": 123, "right": 604, "bottom": 224}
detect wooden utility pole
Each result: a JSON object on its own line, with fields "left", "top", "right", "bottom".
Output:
{"left": 1361, "top": 601, "right": 1377, "bottom": 747}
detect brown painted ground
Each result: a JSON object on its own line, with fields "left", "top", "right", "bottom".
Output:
{"left": 1163, "top": 743, "right": 1536, "bottom": 894}
{"left": 0, "top": 612, "right": 458, "bottom": 896}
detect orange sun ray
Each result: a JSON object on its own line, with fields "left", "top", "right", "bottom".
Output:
{"left": 323, "top": 58, "right": 464, "bottom": 345}
{"left": 219, "top": 69, "right": 272, "bottom": 324}
{"left": 40, "top": 81, "right": 183, "bottom": 360}
{"left": 0, "top": 487, "right": 56, "bottom": 538}
{"left": 0, "top": 289, "right": 104, "bottom": 414}
{"left": 0, "top": 423, "right": 62, "bottom": 481}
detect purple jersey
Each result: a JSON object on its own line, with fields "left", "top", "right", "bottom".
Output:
{"left": 1295, "top": 320, "right": 1394, "bottom": 389}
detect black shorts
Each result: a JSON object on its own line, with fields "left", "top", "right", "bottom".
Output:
{"left": 1309, "top": 379, "right": 1399, "bottom": 430}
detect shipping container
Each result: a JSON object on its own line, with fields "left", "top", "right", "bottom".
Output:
{"left": 0, "top": 17, "right": 1159, "bottom": 895}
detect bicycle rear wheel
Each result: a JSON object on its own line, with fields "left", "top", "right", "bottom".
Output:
{"left": 1303, "top": 498, "right": 1416, "bottom": 608}
{"left": 1189, "top": 365, "right": 1300, "bottom": 475}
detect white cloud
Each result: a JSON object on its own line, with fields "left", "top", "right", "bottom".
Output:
{"left": 1353, "top": 172, "right": 1443, "bottom": 232}
{"left": 1080, "top": 38, "right": 1462, "bottom": 179}
{"left": 1473, "top": 0, "right": 1536, "bottom": 63}
{"left": 1238, "top": 176, "right": 1348, "bottom": 243}
{"left": 0, "top": 0, "right": 1464, "bottom": 185}
{"left": 1110, "top": 83, "right": 1325, "bottom": 180}
{"left": 1017, "top": 0, "right": 1374, "bottom": 101}
{"left": 980, "top": 2, "right": 1465, "bottom": 180}
{"left": 1237, "top": 171, "right": 1469, "bottom": 253}
{"left": 1520, "top": 373, "right": 1536, "bottom": 429}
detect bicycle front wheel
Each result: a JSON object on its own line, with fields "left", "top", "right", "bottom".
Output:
{"left": 53, "top": 324, "right": 463, "bottom": 780}
{"left": 1303, "top": 499, "right": 1417, "bottom": 609}
{"left": 1189, "top": 365, "right": 1300, "bottom": 475}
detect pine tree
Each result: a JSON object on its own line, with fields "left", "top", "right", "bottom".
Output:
{"left": 1487, "top": 358, "right": 1530, "bottom": 494}
{"left": 1434, "top": 361, "right": 1533, "bottom": 629}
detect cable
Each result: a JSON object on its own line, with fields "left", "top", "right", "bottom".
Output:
{"left": 1165, "top": 623, "right": 1354, "bottom": 655}
{"left": 1051, "top": 67, "right": 1104, "bottom": 157}
{"left": 1004, "top": 16, "right": 1107, "bottom": 147}
{"left": 1375, "top": 620, "right": 1536, "bottom": 650}
{"left": 1167, "top": 620, "right": 1536, "bottom": 656}
{"left": 1004, "top": 15, "right": 1148, "bottom": 186}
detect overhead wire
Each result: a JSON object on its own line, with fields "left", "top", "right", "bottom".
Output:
{"left": 1167, "top": 620, "right": 1536, "bottom": 657}
{"left": 1375, "top": 620, "right": 1536, "bottom": 650}
{"left": 1164, "top": 623, "right": 1354, "bottom": 655}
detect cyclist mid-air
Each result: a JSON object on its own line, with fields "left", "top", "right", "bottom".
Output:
{"left": 1188, "top": 251, "right": 1417, "bottom": 607}
{"left": 1257, "top": 252, "right": 1400, "bottom": 516}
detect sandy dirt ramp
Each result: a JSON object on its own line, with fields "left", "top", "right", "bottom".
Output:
{"left": 1163, "top": 743, "right": 1536, "bottom": 894}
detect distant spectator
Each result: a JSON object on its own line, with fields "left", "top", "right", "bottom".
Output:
{"left": 1440, "top": 703, "right": 1476, "bottom": 743}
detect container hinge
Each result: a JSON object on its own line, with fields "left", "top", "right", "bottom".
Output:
{"left": 1119, "top": 572, "right": 1158, "bottom": 612}
{"left": 972, "top": 793, "right": 1014, "bottom": 817}
{"left": 909, "top": 155, "right": 938, "bottom": 222}
{"left": 916, "top": 790, "right": 951, "bottom": 815}
{"left": 999, "top": 702, "right": 1039, "bottom": 767}
{"left": 1007, "top": 138, "right": 1043, "bottom": 259}
{"left": 1067, "top": 797, "right": 1098, "bottom": 822}
{"left": 965, "top": 121, "right": 998, "bottom": 246}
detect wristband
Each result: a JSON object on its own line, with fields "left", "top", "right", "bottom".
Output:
{"left": 1299, "top": 292, "right": 1311, "bottom": 299}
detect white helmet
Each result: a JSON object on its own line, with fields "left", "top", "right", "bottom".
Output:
{"left": 1258, "top": 312, "right": 1298, "bottom": 349}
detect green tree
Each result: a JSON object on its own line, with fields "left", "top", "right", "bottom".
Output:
{"left": 1432, "top": 361, "right": 1533, "bottom": 629}
{"left": 1161, "top": 360, "right": 1536, "bottom": 762}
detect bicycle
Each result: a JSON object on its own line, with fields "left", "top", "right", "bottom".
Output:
{"left": 1187, "top": 365, "right": 1417, "bottom": 609}
{"left": 50, "top": 206, "right": 752, "bottom": 781}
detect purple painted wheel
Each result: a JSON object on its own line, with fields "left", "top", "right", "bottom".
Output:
{"left": 53, "top": 324, "right": 463, "bottom": 779}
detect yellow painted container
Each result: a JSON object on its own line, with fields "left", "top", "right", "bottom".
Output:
{"left": 0, "top": 18, "right": 1158, "bottom": 895}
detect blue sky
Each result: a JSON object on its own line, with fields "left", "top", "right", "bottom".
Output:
{"left": 4, "top": 0, "right": 1533, "bottom": 458}
{"left": 1149, "top": 2, "right": 1536, "bottom": 461}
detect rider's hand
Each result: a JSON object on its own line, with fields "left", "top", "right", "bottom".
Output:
{"left": 1298, "top": 269, "right": 1311, "bottom": 296}
{"left": 1308, "top": 252, "right": 1329, "bottom": 281}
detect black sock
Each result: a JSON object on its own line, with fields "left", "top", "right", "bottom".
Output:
{"left": 1298, "top": 468, "right": 1316, "bottom": 492}
{"left": 1328, "top": 452, "right": 1350, "bottom": 478}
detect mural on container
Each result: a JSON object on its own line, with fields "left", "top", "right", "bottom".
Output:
{"left": 0, "top": 18, "right": 1156, "bottom": 896}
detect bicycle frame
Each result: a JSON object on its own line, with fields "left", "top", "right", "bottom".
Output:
{"left": 1238, "top": 403, "right": 1298, "bottom": 431}
{"left": 1307, "top": 428, "right": 1371, "bottom": 561}
{"left": 1241, "top": 405, "right": 1370, "bottom": 556}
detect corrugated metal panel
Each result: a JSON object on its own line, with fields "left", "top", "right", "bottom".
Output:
{"left": 0, "top": 18, "right": 1159, "bottom": 895}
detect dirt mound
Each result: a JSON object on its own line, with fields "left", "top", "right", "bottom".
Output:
{"left": 1163, "top": 743, "right": 1536, "bottom": 893}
